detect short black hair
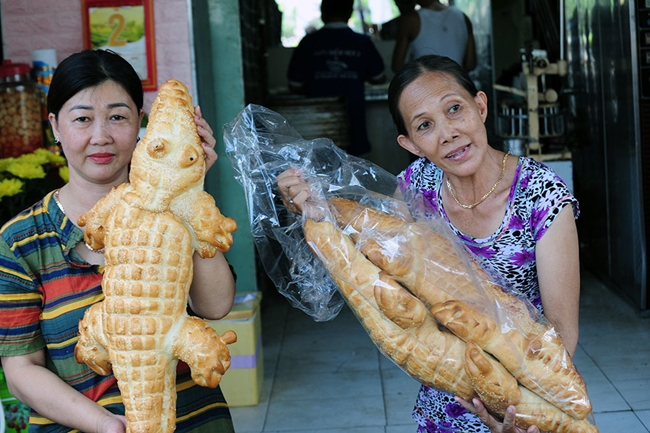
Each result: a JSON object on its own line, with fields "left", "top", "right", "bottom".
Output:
{"left": 48, "top": 49, "right": 144, "bottom": 119}
{"left": 321, "top": 0, "right": 354, "bottom": 20}
{"left": 388, "top": 55, "right": 478, "bottom": 136}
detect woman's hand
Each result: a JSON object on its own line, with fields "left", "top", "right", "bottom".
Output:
{"left": 97, "top": 414, "right": 127, "bottom": 433}
{"left": 276, "top": 168, "right": 311, "bottom": 215}
{"left": 194, "top": 106, "right": 218, "bottom": 170}
{"left": 455, "top": 397, "right": 540, "bottom": 433}
{"left": 2, "top": 352, "right": 129, "bottom": 433}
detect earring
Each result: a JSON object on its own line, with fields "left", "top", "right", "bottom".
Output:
{"left": 54, "top": 137, "right": 60, "bottom": 144}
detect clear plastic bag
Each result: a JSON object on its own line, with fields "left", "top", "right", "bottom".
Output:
{"left": 223, "top": 104, "right": 597, "bottom": 432}
{"left": 223, "top": 104, "right": 399, "bottom": 321}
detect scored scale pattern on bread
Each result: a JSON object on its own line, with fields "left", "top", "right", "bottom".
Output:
{"left": 74, "top": 79, "right": 238, "bottom": 433}
{"left": 464, "top": 342, "right": 599, "bottom": 433}
{"left": 304, "top": 197, "right": 597, "bottom": 432}
{"left": 432, "top": 299, "right": 590, "bottom": 420}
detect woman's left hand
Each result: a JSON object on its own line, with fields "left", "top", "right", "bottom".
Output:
{"left": 455, "top": 397, "right": 540, "bottom": 433}
{"left": 194, "top": 105, "right": 218, "bottom": 170}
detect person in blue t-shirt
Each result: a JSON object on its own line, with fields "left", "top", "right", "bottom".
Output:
{"left": 287, "top": 0, "right": 386, "bottom": 156}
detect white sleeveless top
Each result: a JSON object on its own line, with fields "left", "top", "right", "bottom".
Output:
{"left": 410, "top": 6, "right": 469, "bottom": 66}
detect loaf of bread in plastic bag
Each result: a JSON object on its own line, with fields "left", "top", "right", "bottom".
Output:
{"left": 303, "top": 218, "right": 476, "bottom": 399}
{"left": 326, "top": 197, "right": 592, "bottom": 421}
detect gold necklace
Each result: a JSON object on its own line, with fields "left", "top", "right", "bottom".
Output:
{"left": 446, "top": 152, "right": 510, "bottom": 210}
{"left": 52, "top": 190, "right": 105, "bottom": 254}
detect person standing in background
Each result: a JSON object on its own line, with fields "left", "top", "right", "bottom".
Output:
{"left": 391, "top": 0, "right": 476, "bottom": 72}
{"left": 379, "top": 0, "right": 417, "bottom": 41}
{"left": 287, "top": 0, "right": 386, "bottom": 157}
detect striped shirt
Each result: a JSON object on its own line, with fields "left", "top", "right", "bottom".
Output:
{"left": 0, "top": 191, "right": 234, "bottom": 433}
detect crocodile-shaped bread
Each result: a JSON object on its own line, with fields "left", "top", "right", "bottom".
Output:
{"left": 75, "top": 79, "right": 238, "bottom": 433}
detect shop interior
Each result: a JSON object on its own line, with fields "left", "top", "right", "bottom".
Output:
{"left": 0, "top": 1, "right": 649, "bottom": 432}
{"left": 257, "top": 0, "right": 649, "bottom": 317}
{"left": 232, "top": 1, "right": 650, "bottom": 432}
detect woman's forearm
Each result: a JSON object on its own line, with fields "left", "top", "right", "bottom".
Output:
{"left": 189, "top": 252, "right": 236, "bottom": 320}
{"left": 2, "top": 355, "right": 117, "bottom": 433}
{"left": 536, "top": 207, "right": 581, "bottom": 357}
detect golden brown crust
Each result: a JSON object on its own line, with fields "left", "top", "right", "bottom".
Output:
{"left": 322, "top": 197, "right": 594, "bottom": 425}
{"left": 464, "top": 341, "right": 522, "bottom": 413}
{"left": 303, "top": 219, "right": 476, "bottom": 399}
{"left": 432, "top": 298, "right": 591, "bottom": 420}
{"left": 75, "top": 79, "right": 237, "bottom": 433}
{"left": 465, "top": 342, "right": 599, "bottom": 433}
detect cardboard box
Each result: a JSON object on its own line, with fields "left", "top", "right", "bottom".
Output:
{"left": 208, "top": 291, "right": 263, "bottom": 407}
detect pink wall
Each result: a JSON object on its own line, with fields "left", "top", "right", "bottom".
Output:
{"left": 0, "top": 0, "right": 194, "bottom": 112}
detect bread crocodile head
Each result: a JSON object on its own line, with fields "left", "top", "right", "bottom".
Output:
{"left": 130, "top": 79, "right": 205, "bottom": 197}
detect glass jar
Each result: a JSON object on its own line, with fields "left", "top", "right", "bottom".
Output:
{"left": 0, "top": 59, "right": 44, "bottom": 158}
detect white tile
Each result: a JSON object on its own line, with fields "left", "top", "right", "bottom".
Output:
{"left": 281, "top": 316, "right": 376, "bottom": 355}
{"left": 383, "top": 388, "right": 418, "bottom": 425}
{"left": 592, "top": 410, "right": 649, "bottom": 433}
{"left": 594, "top": 351, "right": 650, "bottom": 382}
{"left": 571, "top": 345, "right": 592, "bottom": 365}
{"left": 611, "top": 378, "right": 650, "bottom": 411}
{"left": 276, "top": 346, "right": 380, "bottom": 374}
{"left": 585, "top": 377, "right": 631, "bottom": 413}
{"left": 230, "top": 401, "right": 268, "bottom": 433}
{"left": 271, "top": 369, "right": 383, "bottom": 401}
{"left": 256, "top": 373, "right": 274, "bottom": 406}
{"left": 384, "top": 391, "right": 417, "bottom": 426}
{"left": 386, "top": 424, "right": 416, "bottom": 433}
{"left": 637, "top": 410, "right": 650, "bottom": 431}
{"left": 264, "top": 394, "right": 386, "bottom": 431}
{"left": 380, "top": 360, "right": 421, "bottom": 426}
{"left": 381, "top": 361, "right": 421, "bottom": 396}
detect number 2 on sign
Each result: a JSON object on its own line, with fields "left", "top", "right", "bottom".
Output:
{"left": 108, "top": 13, "right": 127, "bottom": 47}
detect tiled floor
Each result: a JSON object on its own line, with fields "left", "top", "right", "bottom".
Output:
{"left": 230, "top": 272, "right": 650, "bottom": 433}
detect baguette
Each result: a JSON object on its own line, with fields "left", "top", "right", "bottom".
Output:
{"left": 373, "top": 273, "right": 476, "bottom": 399}
{"left": 329, "top": 197, "right": 495, "bottom": 311}
{"left": 328, "top": 197, "right": 591, "bottom": 420}
{"left": 464, "top": 341, "right": 599, "bottom": 433}
{"left": 329, "top": 197, "right": 542, "bottom": 326}
{"left": 433, "top": 300, "right": 591, "bottom": 420}
{"left": 303, "top": 219, "right": 476, "bottom": 399}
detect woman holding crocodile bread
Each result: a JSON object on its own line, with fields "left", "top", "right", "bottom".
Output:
{"left": 277, "top": 55, "right": 581, "bottom": 433}
{"left": 0, "top": 49, "right": 236, "bottom": 433}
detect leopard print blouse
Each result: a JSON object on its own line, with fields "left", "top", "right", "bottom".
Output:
{"left": 398, "top": 155, "right": 579, "bottom": 432}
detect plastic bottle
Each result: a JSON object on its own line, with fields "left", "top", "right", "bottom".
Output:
{"left": 0, "top": 60, "right": 44, "bottom": 158}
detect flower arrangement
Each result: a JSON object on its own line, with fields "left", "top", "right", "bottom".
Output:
{"left": 0, "top": 148, "right": 68, "bottom": 225}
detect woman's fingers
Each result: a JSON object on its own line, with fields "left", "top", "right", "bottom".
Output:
{"left": 468, "top": 398, "right": 499, "bottom": 430}
{"left": 454, "top": 398, "right": 535, "bottom": 433}
{"left": 501, "top": 406, "right": 518, "bottom": 433}
{"left": 194, "top": 105, "right": 216, "bottom": 146}
{"left": 193, "top": 105, "right": 218, "bottom": 170}
{"left": 277, "top": 169, "right": 311, "bottom": 214}
{"left": 203, "top": 145, "right": 218, "bottom": 170}
{"left": 277, "top": 168, "right": 301, "bottom": 184}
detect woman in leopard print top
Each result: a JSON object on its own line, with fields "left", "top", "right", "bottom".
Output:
{"left": 389, "top": 55, "right": 580, "bottom": 433}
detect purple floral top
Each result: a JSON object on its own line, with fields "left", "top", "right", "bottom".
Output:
{"left": 398, "top": 156, "right": 579, "bottom": 432}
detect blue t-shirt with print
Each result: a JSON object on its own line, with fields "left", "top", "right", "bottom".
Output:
{"left": 287, "top": 23, "right": 385, "bottom": 155}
